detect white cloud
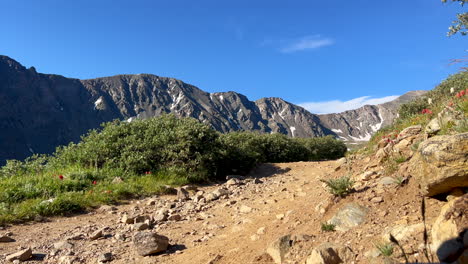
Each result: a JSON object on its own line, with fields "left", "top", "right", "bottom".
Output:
{"left": 298, "top": 95, "right": 399, "bottom": 114}
{"left": 280, "top": 35, "right": 334, "bottom": 53}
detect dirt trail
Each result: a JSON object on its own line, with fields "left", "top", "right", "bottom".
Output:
{"left": 0, "top": 161, "right": 443, "bottom": 264}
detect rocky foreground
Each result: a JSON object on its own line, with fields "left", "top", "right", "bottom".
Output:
{"left": 0, "top": 129, "right": 467, "bottom": 264}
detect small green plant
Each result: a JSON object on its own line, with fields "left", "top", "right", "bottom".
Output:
{"left": 394, "top": 176, "right": 406, "bottom": 186}
{"left": 410, "top": 140, "right": 422, "bottom": 152}
{"left": 320, "top": 176, "right": 354, "bottom": 197}
{"left": 375, "top": 242, "right": 394, "bottom": 257}
{"left": 321, "top": 222, "right": 336, "bottom": 232}
{"left": 394, "top": 155, "right": 407, "bottom": 164}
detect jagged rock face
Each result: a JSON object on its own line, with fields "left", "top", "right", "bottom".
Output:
{"left": 318, "top": 91, "right": 427, "bottom": 143}
{"left": 0, "top": 55, "right": 424, "bottom": 163}
{"left": 80, "top": 74, "right": 330, "bottom": 137}
{"left": 0, "top": 56, "right": 105, "bottom": 163}
{"left": 0, "top": 56, "right": 330, "bottom": 163}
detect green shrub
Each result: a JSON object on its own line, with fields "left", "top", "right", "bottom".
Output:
{"left": 321, "top": 176, "right": 354, "bottom": 197}
{"left": 398, "top": 98, "right": 429, "bottom": 119}
{"left": 321, "top": 222, "right": 336, "bottom": 232}
{"left": 52, "top": 115, "right": 221, "bottom": 181}
{"left": 375, "top": 242, "right": 394, "bottom": 257}
{"left": 0, "top": 114, "right": 348, "bottom": 224}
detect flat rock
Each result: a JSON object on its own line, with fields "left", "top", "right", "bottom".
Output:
{"left": 328, "top": 203, "right": 369, "bottom": 232}
{"left": 379, "top": 177, "right": 396, "bottom": 186}
{"left": 54, "top": 241, "right": 74, "bottom": 249}
{"left": 239, "top": 205, "right": 253, "bottom": 214}
{"left": 6, "top": 248, "right": 32, "bottom": 262}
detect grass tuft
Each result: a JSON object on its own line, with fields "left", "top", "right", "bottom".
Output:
{"left": 320, "top": 176, "right": 354, "bottom": 197}
{"left": 321, "top": 222, "right": 336, "bottom": 232}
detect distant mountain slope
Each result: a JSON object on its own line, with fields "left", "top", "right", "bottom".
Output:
{"left": 0, "top": 55, "right": 424, "bottom": 163}
{"left": 318, "top": 90, "right": 427, "bottom": 142}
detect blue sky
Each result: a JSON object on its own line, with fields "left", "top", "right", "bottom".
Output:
{"left": 1, "top": 0, "right": 466, "bottom": 113}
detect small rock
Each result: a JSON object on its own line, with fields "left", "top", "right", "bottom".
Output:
{"left": 253, "top": 178, "right": 263, "bottom": 184}
{"left": 168, "top": 214, "right": 182, "bottom": 221}
{"left": 239, "top": 205, "right": 252, "bottom": 214}
{"left": 133, "top": 231, "right": 169, "bottom": 256}
{"left": 90, "top": 229, "right": 103, "bottom": 240}
{"left": 6, "top": 248, "right": 32, "bottom": 262}
{"left": 54, "top": 241, "right": 74, "bottom": 250}
{"left": 134, "top": 215, "right": 150, "bottom": 223}
{"left": 276, "top": 214, "right": 285, "bottom": 220}
{"left": 266, "top": 235, "right": 293, "bottom": 264}
{"left": 121, "top": 214, "right": 135, "bottom": 224}
{"left": 0, "top": 235, "right": 15, "bottom": 243}
{"left": 358, "top": 171, "right": 376, "bottom": 181}
{"left": 226, "top": 178, "right": 240, "bottom": 186}
{"left": 379, "top": 177, "right": 396, "bottom": 186}
{"left": 99, "top": 252, "right": 113, "bottom": 262}
{"left": 306, "top": 243, "right": 354, "bottom": 264}
{"left": 134, "top": 223, "right": 150, "bottom": 231}
{"left": 257, "top": 227, "right": 266, "bottom": 235}
{"left": 206, "top": 254, "right": 223, "bottom": 264}
{"left": 370, "top": 197, "right": 383, "bottom": 203}
{"left": 177, "top": 188, "right": 190, "bottom": 201}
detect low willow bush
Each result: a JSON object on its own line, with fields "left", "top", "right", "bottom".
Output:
{"left": 0, "top": 114, "right": 346, "bottom": 224}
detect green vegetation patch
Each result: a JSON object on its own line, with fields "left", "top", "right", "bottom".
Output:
{"left": 0, "top": 114, "right": 347, "bottom": 224}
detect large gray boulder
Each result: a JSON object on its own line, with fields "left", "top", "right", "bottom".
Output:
{"left": 328, "top": 203, "right": 369, "bottom": 232}
{"left": 133, "top": 231, "right": 169, "bottom": 256}
{"left": 410, "top": 133, "right": 468, "bottom": 196}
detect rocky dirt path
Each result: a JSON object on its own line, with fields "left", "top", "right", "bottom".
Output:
{"left": 0, "top": 160, "right": 446, "bottom": 264}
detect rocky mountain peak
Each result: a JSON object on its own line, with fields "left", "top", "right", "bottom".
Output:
{"left": 0, "top": 55, "right": 425, "bottom": 163}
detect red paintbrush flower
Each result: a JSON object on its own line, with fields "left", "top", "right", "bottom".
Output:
{"left": 59, "top": 175, "right": 64, "bottom": 180}
{"left": 92, "top": 181, "right": 97, "bottom": 185}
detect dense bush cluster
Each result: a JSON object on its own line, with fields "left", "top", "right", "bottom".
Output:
{"left": 0, "top": 114, "right": 346, "bottom": 223}
{"left": 41, "top": 115, "right": 347, "bottom": 181}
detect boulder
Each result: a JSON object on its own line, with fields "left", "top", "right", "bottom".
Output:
{"left": 133, "top": 231, "right": 169, "bottom": 256}
{"left": 266, "top": 234, "right": 293, "bottom": 264}
{"left": 382, "top": 223, "right": 424, "bottom": 243}
{"left": 410, "top": 133, "right": 468, "bottom": 196}
{"left": 432, "top": 194, "right": 468, "bottom": 263}
{"left": 306, "top": 243, "right": 354, "bottom": 264}
{"left": 328, "top": 203, "right": 369, "bottom": 232}
{"left": 425, "top": 108, "right": 465, "bottom": 136}
{"left": 397, "top": 125, "right": 422, "bottom": 140}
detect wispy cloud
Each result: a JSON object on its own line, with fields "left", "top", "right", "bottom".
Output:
{"left": 298, "top": 95, "right": 399, "bottom": 114}
{"left": 280, "top": 35, "right": 334, "bottom": 53}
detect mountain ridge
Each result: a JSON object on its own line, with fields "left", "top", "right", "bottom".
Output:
{"left": 0, "top": 55, "right": 424, "bottom": 163}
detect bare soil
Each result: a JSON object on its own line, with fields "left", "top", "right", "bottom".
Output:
{"left": 0, "top": 160, "right": 445, "bottom": 264}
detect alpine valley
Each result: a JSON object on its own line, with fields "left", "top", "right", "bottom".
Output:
{"left": 0, "top": 55, "right": 425, "bottom": 163}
